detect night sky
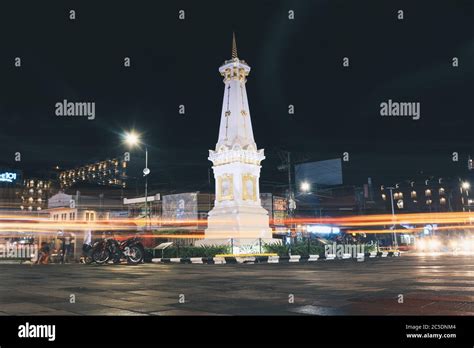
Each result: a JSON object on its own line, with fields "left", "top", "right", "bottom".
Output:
{"left": 0, "top": 0, "right": 472, "bottom": 193}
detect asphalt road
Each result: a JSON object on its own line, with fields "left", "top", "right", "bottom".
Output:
{"left": 0, "top": 253, "right": 473, "bottom": 315}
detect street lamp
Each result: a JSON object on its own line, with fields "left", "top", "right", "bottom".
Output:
{"left": 385, "top": 186, "right": 398, "bottom": 249}
{"left": 124, "top": 131, "right": 140, "bottom": 147}
{"left": 123, "top": 131, "right": 150, "bottom": 224}
{"left": 300, "top": 181, "right": 310, "bottom": 193}
{"left": 462, "top": 181, "right": 470, "bottom": 190}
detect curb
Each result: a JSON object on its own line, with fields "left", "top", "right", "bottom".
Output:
{"left": 150, "top": 252, "right": 400, "bottom": 265}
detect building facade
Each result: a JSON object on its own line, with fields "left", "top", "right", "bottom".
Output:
{"left": 380, "top": 177, "right": 468, "bottom": 213}
{"left": 58, "top": 158, "right": 127, "bottom": 189}
{"left": 19, "top": 178, "right": 55, "bottom": 212}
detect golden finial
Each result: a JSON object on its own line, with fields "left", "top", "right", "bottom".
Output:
{"left": 232, "top": 32, "right": 238, "bottom": 59}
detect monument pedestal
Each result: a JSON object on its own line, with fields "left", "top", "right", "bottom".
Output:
{"left": 206, "top": 204, "right": 272, "bottom": 239}
{"left": 198, "top": 204, "right": 281, "bottom": 252}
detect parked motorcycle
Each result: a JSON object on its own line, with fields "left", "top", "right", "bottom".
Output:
{"left": 92, "top": 236, "right": 144, "bottom": 265}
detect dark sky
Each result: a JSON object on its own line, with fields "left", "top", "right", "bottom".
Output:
{"left": 0, "top": 0, "right": 473, "bottom": 193}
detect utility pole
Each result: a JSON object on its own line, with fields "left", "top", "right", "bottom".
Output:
{"left": 386, "top": 186, "right": 398, "bottom": 249}
{"left": 286, "top": 152, "right": 297, "bottom": 244}
{"left": 287, "top": 152, "right": 294, "bottom": 210}
{"left": 277, "top": 149, "right": 296, "bottom": 241}
{"left": 285, "top": 152, "right": 296, "bottom": 223}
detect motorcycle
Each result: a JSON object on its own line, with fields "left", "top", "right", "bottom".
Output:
{"left": 92, "top": 236, "right": 144, "bottom": 265}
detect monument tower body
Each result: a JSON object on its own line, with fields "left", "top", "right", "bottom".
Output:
{"left": 202, "top": 34, "right": 277, "bottom": 246}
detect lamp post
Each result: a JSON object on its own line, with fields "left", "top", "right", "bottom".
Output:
{"left": 143, "top": 146, "right": 150, "bottom": 223}
{"left": 299, "top": 181, "right": 311, "bottom": 245}
{"left": 124, "top": 131, "right": 150, "bottom": 225}
{"left": 385, "top": 186, "right": 398, "bottom": 248}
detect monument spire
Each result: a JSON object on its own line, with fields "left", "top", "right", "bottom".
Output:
{"left": 215, "top": 34, "right": 256, "bottom": 152}
{"left": 232, "top": 32, "right": 238, "bottom": 59}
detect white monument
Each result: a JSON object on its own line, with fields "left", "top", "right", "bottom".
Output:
{"left": 198, "top": 34, "right": 280, "bottom": 249}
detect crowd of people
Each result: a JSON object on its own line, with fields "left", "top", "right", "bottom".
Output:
{"left": 34, "top": 231, "right": 73, "bottom": 264}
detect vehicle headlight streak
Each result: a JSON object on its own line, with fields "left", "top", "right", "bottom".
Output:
{"left": 1, "top": 211, "right": 474, "bottom": 240}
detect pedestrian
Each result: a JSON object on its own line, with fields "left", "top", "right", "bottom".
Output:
{"left": 81, "top": 230, "right": 93, "bottom": 263}
{"left": 36, "top": 242, "right": 50, "bottom": 264}
{"left": 83, "top": 230, "right": 92, "bottom": 250}
{"left": 59, "top": 233, "right": 72, "bottom": 264}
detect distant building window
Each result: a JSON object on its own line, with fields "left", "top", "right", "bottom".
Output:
{"left": 411, "top": 191, "right": 417, "bottom": 199}
{"left": 426, "top": 199, "right": 432, "bottom": 205}
{"left": 394, "top": 192, "right": 403, "bottom": 200}
{"left": 381, "top": 193, "right": 386, "bottom": 201}
{"left": 425, "top": 189, "right": 432, "bottom": 197}
{"left": 439, "top": 187, "right": 445, "bottom": 195}
{"left": 440, "top": 197, "right": 446, "bottom": 205}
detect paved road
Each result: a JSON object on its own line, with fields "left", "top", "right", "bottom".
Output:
{"left": 0, "top": 253, "right": 473, "bottom": 315}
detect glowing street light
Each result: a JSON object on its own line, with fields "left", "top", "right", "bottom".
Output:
{"left": 462, "top": 182, "right": 470, "bottom": 190}
{"left": 300, "top": 181, "right": 310, "bottom": 192}
{"left": 124, "top": 131, "right": 140, "bottom": 147}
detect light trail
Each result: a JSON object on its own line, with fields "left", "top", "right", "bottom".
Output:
{"left": 347, "top": 225, "right": 474, "bottom": 234}
{"left": 1, "top": 211, "right": 474, "bottom": 239}
{"left": 287, "top": 212, "right": 474, "bottom": 227}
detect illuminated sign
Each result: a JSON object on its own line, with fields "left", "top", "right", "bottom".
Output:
{"left": 306, "top": 225, "right": 340, "bottom": 234}
{"left": 0, "top": 172, "right": 17, "bottom": 183}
